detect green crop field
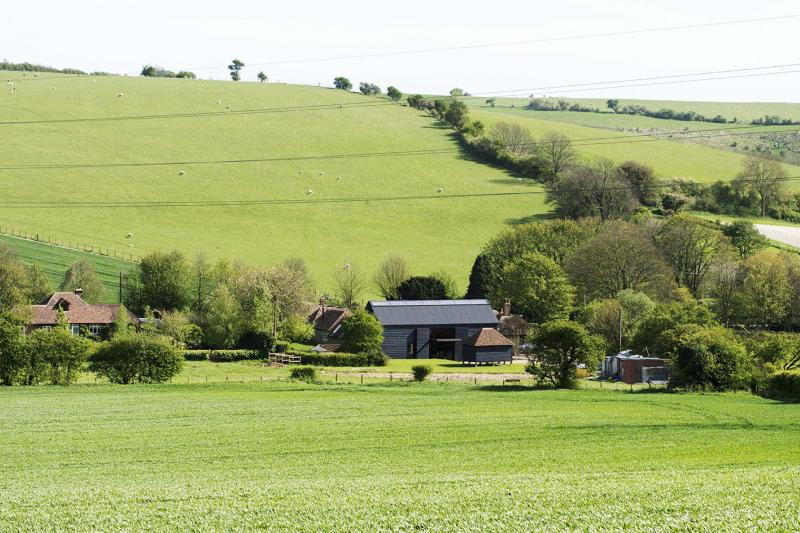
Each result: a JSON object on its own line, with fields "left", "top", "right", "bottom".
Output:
{"left": 1, "top": 382, "right": 798, "bottom": 530}
{"left": 3, "top": 71, "right": 799, "bottom": 293}
{"left": 0, "top": 234, "right": 133, "bottom": 302}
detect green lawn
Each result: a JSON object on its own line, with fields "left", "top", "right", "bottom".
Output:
{"left": 0, "top": 382, "right": 798, "bottom": 530}
{"left": 0, "top": 234, "right": 134, "bottom": 302}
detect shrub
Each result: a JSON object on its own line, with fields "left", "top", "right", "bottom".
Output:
{"left": 670, "top": 326, "right": 752, "bottom": 391}
{"left": 274, "top": 341, "right": 290, "bottom": 353}
{"left": 298, "top": 351, "right": 388, "bottom": 367}
{"left": 340, "top": 311, "right": 383, "bottom": 354}
{"left": 412, "top": 364, "right": 432, "bottom": 382}
{"left": 183, "top": 350, "right": 209, "bottom": 361}
{"left": 207, "top": 349, "right": 263, "bottom": 362}
{"left": 90, "top": 333, "right": 183, "bottom": 384}
{"left": 765, "top": 371, "right": 800, "bottom": 399}
{"left": 27, "top": 326, "right": 92, "bottom": 385}
{"left": 289, "top": 366, "right": 318, "bottom": 382}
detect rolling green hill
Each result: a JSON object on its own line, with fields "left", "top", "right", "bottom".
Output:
{"left": 0, "top": 72, "right": 547, "bottom": 293}
{"left": 0, "top": 234, "right": 132, "bottom": 302}
{"left": 2, "top": 71, "right": 799, "bottom": 293}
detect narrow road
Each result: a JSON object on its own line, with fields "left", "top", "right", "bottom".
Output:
{"left": 755, "top": 223, "right": 800, "bottom": 248}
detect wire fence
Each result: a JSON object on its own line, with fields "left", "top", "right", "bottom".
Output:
{"left": 0, "top": 226, "right": 140, "bottom": 262}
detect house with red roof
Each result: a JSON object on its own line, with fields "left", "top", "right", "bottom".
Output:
{"left": 27, "top": 289, "right": 140, "bottom": 337}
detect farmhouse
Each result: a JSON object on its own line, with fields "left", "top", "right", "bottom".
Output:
{"left": 307, "top": 298, "right": 350, "bottom": 344}
{"left": 367, "top": 299, "right": 513, "bottom": 362}
{"left": 27, "top": 289, "right": 139, "bottom": 336}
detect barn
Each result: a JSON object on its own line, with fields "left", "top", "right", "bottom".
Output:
{"left": 366, "top": 299, "right": 512, "bottom": 361}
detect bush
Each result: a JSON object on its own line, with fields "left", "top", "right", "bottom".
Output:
{"left": 27, "top": 326, "right": 92, "bottom": 385}
{"left": 765, "top": 371, "right": 800, "bottom": 399}
{"left": 340, "top": 311, "right": 383, "bottom": 354}
{"left": 183, "top": 350, "right": 209, "bottom": 361}
{"left": 670, "top": 326, "right": 752, "bottom": 391}
{"left": 411, "top": 364, "right": 432, "bottom": 382}
{"left": 289, "top": 366, "right": 318, "bottom": 382}
{"left": 274, "top": 340, "right": 290, "bottom": 353}
{"left": 297, "top": 351, "right": 388, "bottom": 367}
{"left": 207, "top": 349, "right": 263, "bottom": 362}
{"left": 90, "top": 333, "right": 183, "bottom": 384}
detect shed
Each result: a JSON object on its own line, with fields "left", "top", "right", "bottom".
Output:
{"left": 462, "top": 328, "right": 514, "bottom": 365}
{"left": 366, "top": 299, "right": 499, "bottom": 359}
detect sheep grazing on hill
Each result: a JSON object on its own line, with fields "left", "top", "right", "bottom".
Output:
{"left": 319, "top": 172, "right": 326, "bottom": 176}
{"left": 306, "top": 189, "right": 314, "bottom": 195}
{"left": 126, "top": 233, "right": 133, "bottom": 238}
{"left": 336, "top": 176, "right": 342, "bottom": 181}
{"left": 178, "top": 170, "right": 186, "bottom": 176}
{"left": 343, "top": 263, "right": 350, "bottom": 270}
{"left": 437, "top": 188, "right": 444, "bottom": 193}
{"left": 117, "top": 93, "right": 124, "bottom": 97}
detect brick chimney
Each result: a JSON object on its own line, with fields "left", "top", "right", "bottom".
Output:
{"left": 74, "top": 287, "right": 84, "bottom": 298}
{"left": 502, "top": 298, "right": 512, "bottom": 317}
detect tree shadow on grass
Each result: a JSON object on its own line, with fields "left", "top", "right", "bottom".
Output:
{"left": 478, "top": 384, "right": 555, "bottom": 392}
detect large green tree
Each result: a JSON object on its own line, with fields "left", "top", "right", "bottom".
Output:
{"left": 124, "top": 250, "right": 191, "bottom": 314}
{"left": 526, "top": 320, "right": 604, "bottom": 389}
{"left": 27, "top": 322, "right": 91, "bottom": 385}
{"left": 582, "top": 290, "right": 655, "bottom": 354}
{"left": 733, "top": 154, "right": 787, "bottom": 217}
{"left": 548, "top": 159, "right": 638, "bottom": 220}
{"left": 492, "top": 252, "right": 574, "bottom": 324}
{"left": 0, "top": 312, "right": 28, "bottom": 385}
{"left": 567, "top": 222, "right": 676, "bottom": 301}
{"left": 60, "top": 259, "right": 105, "bottom": 303}
{"left": 340, "top": 310, "right": 383, "bottom": 354}
{"left": 670, "top": 326, "right": 752, "bottom": 391}
{"left": 373, "top": 255, "right": 408, "bottom": 300}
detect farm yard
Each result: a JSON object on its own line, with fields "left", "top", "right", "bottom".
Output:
{"left": 0, "top": 381, "right": 798, "bottom": 530}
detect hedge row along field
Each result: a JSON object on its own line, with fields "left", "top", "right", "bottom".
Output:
{"left": 1, "top": 382, "right": 798, "bottom": 530}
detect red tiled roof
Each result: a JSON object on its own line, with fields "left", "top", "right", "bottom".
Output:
{"left": 29, "top": 292, "right": 138, "bottom": 326}
{"left": 307, "top": 305, "right": 351, "bottom": 333}
{"left": 463, "top": 328, "right": 514, "bottom": 347}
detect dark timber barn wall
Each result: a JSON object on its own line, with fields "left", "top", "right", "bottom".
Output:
{"left": 367, "top": 300, "right": 499, "bottom": 360}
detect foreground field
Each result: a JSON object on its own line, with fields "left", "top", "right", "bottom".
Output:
{"left": 1, "top": 382, "right": 798, "bottom": 530}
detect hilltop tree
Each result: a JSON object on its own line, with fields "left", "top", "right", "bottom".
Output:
{"left": 606, "top": 99, "right": 619, "bottom": 112}
{"left": 734, "top": 154, "right": 787, "bottom": 217}
{"left": 443, "top": 99, "right": 469, "bottom": 130}
{"left": 227, "top": 59, "right": 245, "bottom": 81}
{"left": 449, "top": 88, "right": 464, "bottom": 96}
{"left": 386, "top": 86, "right": 402, "bottom": 101}
{"left": 257, "top": 71, "right": 268, "bottom": 82}
{"left": 333, "top": 76, "right": 352, "bottom": 90}
{"left": 140, "top": 65, "right": 156, "bottom": 77}
{"left": 359, "top": 82, "right": 381, "bottom": 95}
{"left": 485, "top": 98, "right": 496, "bottom": 108}
{"left": 60, "top": 259, "right": 105, "bottom": 303}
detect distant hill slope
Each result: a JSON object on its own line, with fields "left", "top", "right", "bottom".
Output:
{"left": 0, "top": 234, "right": 132, "bottom": 302}
{"left": 0, "top": 72, "right": 546, "bottom": 292}
{"left": 2, "top": 72, "right": 797, "bottom": 292}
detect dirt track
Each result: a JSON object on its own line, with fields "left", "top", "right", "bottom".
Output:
{"left": 755, "top": 223, "right": 800, "bottom": 248}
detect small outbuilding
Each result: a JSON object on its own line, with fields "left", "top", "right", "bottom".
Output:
{"left": 461, "top": 328, "right": 514, "bottom": 365}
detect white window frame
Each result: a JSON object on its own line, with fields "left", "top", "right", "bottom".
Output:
{"left": 70, "top": 324, "right": 80, "bottom": 335}
{"left": 89, "top": 324, "right": 102, "bottom": 336}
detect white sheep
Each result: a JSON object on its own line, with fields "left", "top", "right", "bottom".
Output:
{"left": 306, "top": 189, "right": 314, "bottom": 195}
{"left": 437, "top": 187, "right": 444, "bottom": 193}
{"left": 319, "top": 171, "right": 326, "bottom": 176}
{"left": 178, "top": 170, "right": 186, "bottom": 176}
{"left": 343, "top": 263, "right": 350, "bottom": 270}
{"left": 336, "top": 176, "right": 342, "bottom": 181}
{"left": 117, "top": 93, "right": 124, "bottom": 97}
{"left": 126, "top": 233, "right": 133, "bottom": 238}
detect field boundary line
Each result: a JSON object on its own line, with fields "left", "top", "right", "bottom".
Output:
{"left": 0, "top": 226, "right": 139, "bottom": 263}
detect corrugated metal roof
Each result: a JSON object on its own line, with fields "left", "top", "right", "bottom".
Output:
{"left": 367, "top": 299, "right": 499, "bottom": 326}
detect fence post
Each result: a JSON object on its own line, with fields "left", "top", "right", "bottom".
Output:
{"left": 360, "top": 373, "right": 363, "bottom": 385}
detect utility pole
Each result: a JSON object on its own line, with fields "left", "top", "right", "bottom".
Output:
{"left": 118, "top": 272, "right": 123, "bottom": 303}
{"left": 618, "top": 307, "right": 623, "bottom": 353}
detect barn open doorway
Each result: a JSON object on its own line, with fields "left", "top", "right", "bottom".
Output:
{"left": 430, "top": 327, "right": 457, "bottom": 359}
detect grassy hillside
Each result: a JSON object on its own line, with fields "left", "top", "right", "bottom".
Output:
{"left": 462, "top": 96, "right": 800, "bottom": 122}
{"left": 1, "top": 382, "right": 798, "bottom": 529}
{"left": 0, "top": 72, "right": 546, "bottom": 292}
{"left": 469, "top": 107, "right": 800, "bottom": 183}
{"left": 0, "top": 234, "right": 132, "bottom": 302}
{"left": 3, "top": 72, "right": 798, "bottom": 292}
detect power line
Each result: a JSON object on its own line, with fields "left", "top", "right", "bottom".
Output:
{"left": 471, "top": 69, "right": 800, "bottom": 97}
{"left": 0, "top": 100, "right": 397, "bottom": 126}
{"left": 1, "top": 175, "right": 799, "bottom": 209}
{"left": 0, "top": 126, "right": 795, "bottom": 171}
{"left": 185, "top": 14, "right": 800, "bottom": 68}
{"left": 467, "top": 62, "right": 800, "bottom": 97}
